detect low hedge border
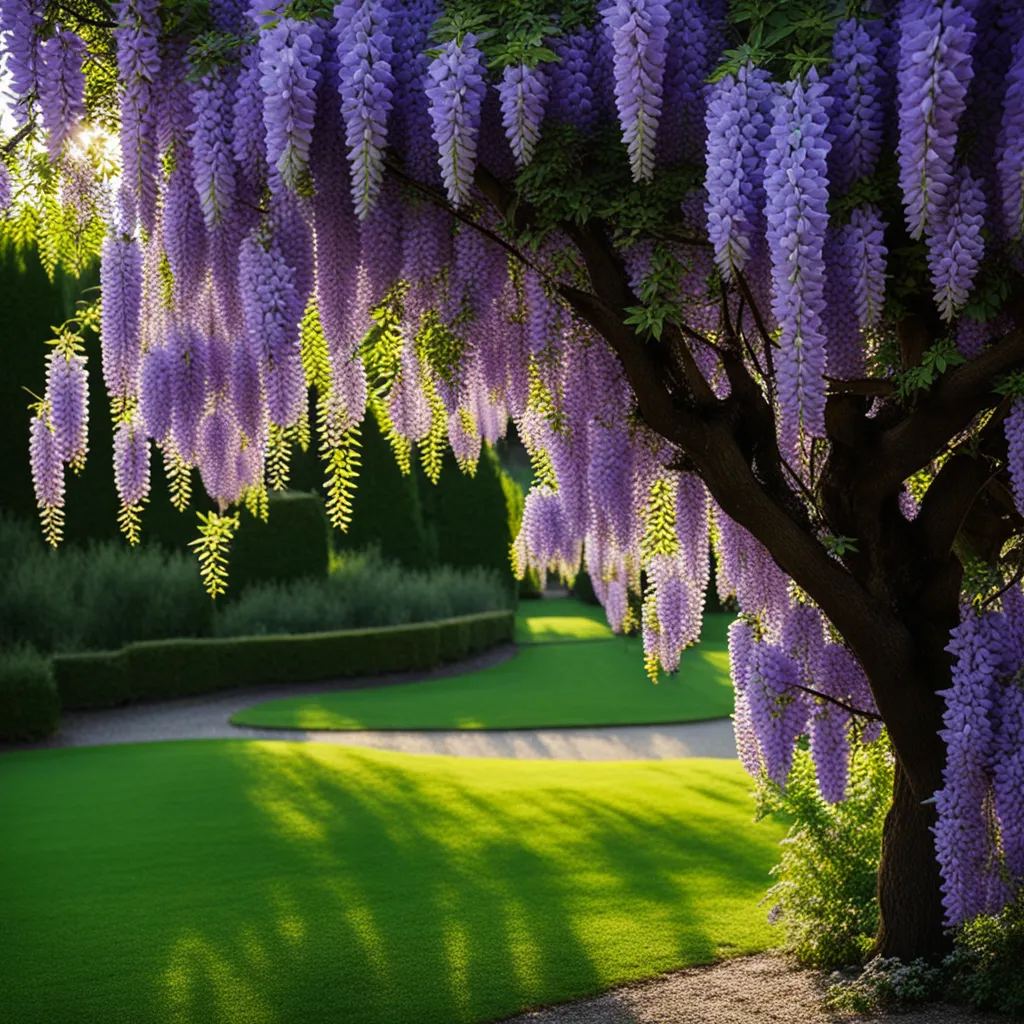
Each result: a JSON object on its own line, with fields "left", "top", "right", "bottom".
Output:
{"left": 51, "top": 610, "right": 515, "bottom": 711}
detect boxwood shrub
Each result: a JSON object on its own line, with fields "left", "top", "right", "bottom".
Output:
{"left": 0, "top": 648, "right": 60, "bottom": 742}
{"left": 53, "top": 611, "right": 514, "bottom": 710}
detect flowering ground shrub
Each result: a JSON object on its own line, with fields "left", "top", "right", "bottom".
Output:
{"left": 944, "top": 889, "right": 1024, "bottom": 1016}
{"left": 758, "top": 738, "right": 894, "bottom": 970}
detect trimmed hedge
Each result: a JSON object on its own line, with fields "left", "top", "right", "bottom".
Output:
{"left": 0, "top": 648, "right": 60, "bottom": 742}
{"left": 53, "top": 610, "right": 514, "bottom": 710}
{"left": 423, "top": 447, "right": 515, "bottom": 592}
{"left": 336, "top": 411, "right": 435, "bottom": 569}
{"left": 230, "top": 490, "right": 330, "bottom": 596}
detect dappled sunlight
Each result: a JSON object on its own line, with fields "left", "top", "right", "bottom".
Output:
{"left": 516, "top": 615, "right": 615, "bottom": 643}
{"left": 1, "top": 741, "right": 785, "bottom": 1024}
{"left": 162, "top": 932, "right": 276, "bottom": 1024}
{"left": 698, "top": 649, "right": 732, "bottom": 674}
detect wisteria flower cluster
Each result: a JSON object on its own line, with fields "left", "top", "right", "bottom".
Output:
{"left": 763, "top": 70, "right": 832, "bottom": 456}
{"left": 425, "top": 34, "right": 487, "bottom": 206}
{"left": 335, "top": 0, "right": 394, "bottom": 218}
{"left": 602, "top": 0, "right": 671, "bottom": 183}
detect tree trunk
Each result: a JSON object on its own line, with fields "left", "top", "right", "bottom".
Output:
{"left": 873, "top": 756, "right": 950, "bottom": 961}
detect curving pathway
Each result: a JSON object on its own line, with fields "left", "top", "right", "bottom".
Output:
{"left": 3, "top": 645, "right": 738, "bottom": 759}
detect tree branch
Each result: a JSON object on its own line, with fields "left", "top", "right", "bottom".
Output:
{"left": 876, "top": 321, "right": 1024, "bottom": 493}
{"left": 787, "top": 680, "right": 884, "bottom": 721}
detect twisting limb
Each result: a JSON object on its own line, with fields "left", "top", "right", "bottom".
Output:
{"left": 787, "top": 679, "right": 884, "bottom": 722}
{"left": 2, "top": 121, "right": 35, "bottom": 156}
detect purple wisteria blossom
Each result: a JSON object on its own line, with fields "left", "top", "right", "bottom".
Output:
{"left": 229, "top": 329, "right": 265, "bottom": 443}
{"left": 29, "top": 415, "right": 64, "bottom": 512}
{"left": 238, "top": 228, "right": 305, "bottom": 428}
{"left": 189, "top": 69, "right": 237, "bottom": 227}
{"left": 1005, "top": 398, "right": 1024, "bottom": 518}
{"left": 847, "top": 204, "right": 888, "bottom": 328}
{"left": 728, "top": 618, "right": 762, "bottom": 777}
{"left": 602, "top": 0, "right": 670, "bottom": 183}
{"left": 588, "top": 420, "right": 635, "bottom": 548}
{"left": 764, "top": 70, "right": 832, "bottom": 456}
{"left": 360, "top": 174, "right": 403, "bottom": 307}
{"left": 259, "top": 18, "right": 322, "bottom": 193}
{"left": 659, "top": 0, "right": 712, "bottom": 166}
{"left": 233, "top": 44, "right": 268, "bottom": 197}
{"left": 934, "top": 608, "right": 1014, "bottom": 925}
{"left": 547, "top": 28, "right": 598, "bottom": 134}
{"left": 38, "top": 27, "right": 87, "bottom": 161}
{"left": 714, "top": 507, "right": 790, "bottom": 634}
{"left": 389, "top": 0, "right": 440, "bottom": 184}
{"left": 169, "top": 325, "right": 208, "bottom": 460}
{"left": 100, "top": 234, "right": 143, "bottom": 401}
{"left": 198, "top": 405, "right": 242, "bottom": 506}
{"left": 827, "top": 18, "right": 885, "bottom": 195}
{"left": 0, "top": 0, "right": 43, "bottom": 126}
{"left": 703, "top": 64, "right": 774, "bottom": 279}
{"left": 746, "top": 642, "right": 808, "bottom": 787}
{"left": 824, "top": 224, "right": 865, "bottom": 380}
{"left": 139, "top": 344, "right": 175, "bottom": 442}
{"left": 896, "top": 1, "right": 976, "bottom": 241}
{"left": 929, "top": 166, "right": 986, "bottom": 321}
{"left": 498, "top": 63, "right": 549, "bottom": 168}
{"left": 993, "top": 676, "right": 1024, "bottom": 881}
{"left": 810, "top": 699, "right": 850, "bottom": 804}
{"left": 0, "top": 162, "right": 10, "bottom": 210}
{"left": 45, "top": 349, "right": 89, "bottom": 464}
{"left": 163, "top": 156, "right": 208, "bottom": 300}
{"left": 388, "top": 342, "right": 432, "bottom": 441}
{"left": 113, "top": 418, "right": 151, "bottom": 508}
{"left": 335, "top": 0, "right": 395, "bottom": 218}
{"left": 425, "top": 34, "right": 487, "bottom": 207}
{"left": 514, "top": 486, "right": 578, "bottom": 581}
{"left": 996, "top": 34, "right": 1024, "bottom": 241}
{"left": 114, "top": 0, "right": 161, "bottom": 233}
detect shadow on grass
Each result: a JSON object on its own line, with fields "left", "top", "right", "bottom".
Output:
{"left": 0, "top": 742, "right": 784, "bottom": 1024}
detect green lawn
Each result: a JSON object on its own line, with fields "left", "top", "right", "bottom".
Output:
{"left": 513, "top": 598, "right": 616, "bottom": 644}
{"left": 233, "top": 609, "right": 735, "bottom": 731}
{"left": 0, "top": 741, "right": 783, "bottom": 1024}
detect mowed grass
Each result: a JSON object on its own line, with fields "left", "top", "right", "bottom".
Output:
{"left": 0, "top": 741, "right": 783, "bottom": 1024}
{"left": 513, "top": 599, "right": 616, "bottom": 644}
{"left": 233, "top": 607, "right": 735, "bottom": 732}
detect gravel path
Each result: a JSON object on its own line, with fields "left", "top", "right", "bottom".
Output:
{"left": 1, "top": 644, "right": 738, "bottom": 759}
{"left": 500, "top": 953, "right": 1008, "bottom": 1023}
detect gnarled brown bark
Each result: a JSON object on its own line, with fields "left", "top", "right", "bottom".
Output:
{"left": 875, "top": 757, "right": 949, "bottom": 960}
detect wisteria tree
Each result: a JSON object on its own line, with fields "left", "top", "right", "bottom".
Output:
{"left": 3, "top": 0, "right": 1024, "bottom": 962}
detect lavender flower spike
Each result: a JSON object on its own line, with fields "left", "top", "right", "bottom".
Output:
{"left": 1, "top": 0, "right": 44, "bottom": 127}
{"left": 896, "top": 1, "right": 976, "bottom": 240}
{"left": 703, "top": 63, "right": 774, "bottom": 279}
{"left": 499, "top": 63, "right": 549, "bottom": 169}
{"left": 259, "top": 17, "right": 323, "bottom": 193}
{"left": 190, "top": 69, "right": 237, "bottom": 227}
{"left": 929, "top": 166, "right": 986, "bottom": 321}
{"left": 997, "top": 34, "right": 1024, "bottom": 241}
{"left": 425, "top": 34, "right": 487, "bottom": 207}
{"left": 39, "top": 26, "right": 87, "bottom": 162}
{"left": 29, "top": 415, "right": 65, "bottom": 515}
{"left": 1005, "top": 398, "right": 1024, "bottom": 519}
{"left": 602, "top": 0, "right": 671, "bottom": 183}
{"left": 113, "top": 418, "right": 152, "bottom": 508}
{"left": 335, "top": 0, "right": 395, "bottom": 218}
{"left": 764, "top": 69, "right": 832, "bottom": 456}
{"left": 100, "top": 234, "right": 144, "bottom": 401}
